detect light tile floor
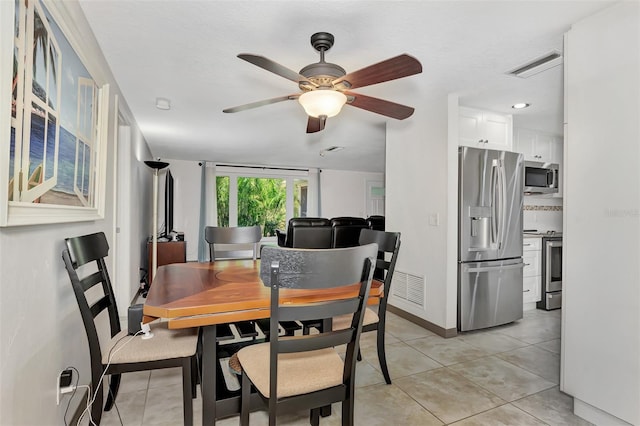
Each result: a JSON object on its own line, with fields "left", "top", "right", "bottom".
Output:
{"left": 99, "top": 308, "right": 593, "bottom": 426}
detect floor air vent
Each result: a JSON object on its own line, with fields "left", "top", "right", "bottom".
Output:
{"left": 507, "top": 50, "right": 563, "bottom": 78}
{"left": 391, "top": 270, "right": 425, "bottom": 307}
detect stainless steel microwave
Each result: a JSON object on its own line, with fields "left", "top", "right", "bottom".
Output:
{"left": 524, "top": 161, "right": 559, "bottom": 194}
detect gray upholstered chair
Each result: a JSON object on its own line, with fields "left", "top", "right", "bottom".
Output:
{"left": 204, "top": 225, "right": 263, "bottom": 339}
{"left": 204, "top": 225, "right": 262, "bottom": 261}
{"left": 62, "top": 232, "right": 197, "bottom": 425}
{"left": 237, "top": 244, "right": 378, "bottom": 426}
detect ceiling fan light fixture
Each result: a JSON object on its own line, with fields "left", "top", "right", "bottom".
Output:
{"left": 298, "top": 90, "right": 347, "bottom": 118}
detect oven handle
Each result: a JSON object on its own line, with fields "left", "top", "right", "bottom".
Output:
{"left": 545, "top": 240, "right": 562, "bottom": 286}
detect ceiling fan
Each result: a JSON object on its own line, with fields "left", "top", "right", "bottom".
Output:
{"left": 223, "top": 32, "right": 423, "bottom": 133}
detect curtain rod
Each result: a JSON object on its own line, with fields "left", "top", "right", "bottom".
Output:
{"left": 206, "top": 163, "right": 309, "bottom": 172}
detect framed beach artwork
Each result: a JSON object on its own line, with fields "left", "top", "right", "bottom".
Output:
{"left": 0, "top": 0, "right": 109, "bottom": 226}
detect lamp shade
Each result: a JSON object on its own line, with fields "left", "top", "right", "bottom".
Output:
{"left": 298, "top": 90, "right": 347, "bottom": 118}
{"left": 144, "top": 160, "right": 169, "bottom": 170}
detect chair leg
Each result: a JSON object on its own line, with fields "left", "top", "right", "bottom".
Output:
{"left": 356, "top": 348, "right": 362, "bottom": 362}
{"left": 320, "top": 405, "right": 331, "bottom": 417}
{"left": 377, "top": 326, "right": 391, "bottom": 385}
{"left": 240, "top": 372, "right": 250, "bottom": 426}
{"left": 182, "top": 358, "right": 194, "bottom": 426}
{"left": 268, "top": 396, "right": 277, "bottom": 426}
{"left": 191, "top": 356, "right": 198, "bottom": 398}
{"left": 341, "top": 395, "right": 354, "bottom": 426}
{"left": 104, "top": 373, "right": 121, "bottom": 411}
{"left": 91, "top": 376, "right": 104, "bottom": 425}
{"left": 310, "top": 408, "right": 320, "bottom": 426}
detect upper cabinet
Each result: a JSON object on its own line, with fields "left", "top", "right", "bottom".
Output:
{"left": 459, "top": 106, "right": 513, "bottom": 151}
{"left": 514, "top": 128, "right": 562, "bottom": 163}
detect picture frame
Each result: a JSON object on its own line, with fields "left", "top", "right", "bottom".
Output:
{"left": 0, "top": 0, "right": 109, "bottom": 227}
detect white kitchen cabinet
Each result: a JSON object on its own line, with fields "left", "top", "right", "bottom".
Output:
{"left": 514, "top": 128, "right": 562, "bottom": 163}
{"left": 459, "top": 106, "right": 513, "bottom": 151}
{"left": 523, "top": 237, "right": 542, "bottom": 306}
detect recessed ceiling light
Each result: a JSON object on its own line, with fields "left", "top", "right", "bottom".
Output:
{"left": 512, "top": 103, "right": 530, "bottom": 109}
{"left": 156, "top": 97, "right": 171, "bottom": 110}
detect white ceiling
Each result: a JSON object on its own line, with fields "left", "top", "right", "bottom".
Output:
{"left": 78, "top": 0, "right": 613, "bottom": 173}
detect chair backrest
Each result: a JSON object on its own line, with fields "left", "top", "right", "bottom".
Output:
{"left": 204, "top": 225, "right": 262, "bottom": 261}
{"left": 366, "top": 215, "right": 385, "bottom": 231}
{"left": 62, "top": 232, "right": 119, "bottom": 372}
{"left": 330, "top": 216, "right": 369, "bottom": 248}
{"left": 260, "top": 244, "right": 377, "bottom": 400}
{"left": 358, "top": 229, "right": 401, "bottom": 306}
{"left": 285, "top": 217, "right": 332, "bottom": 249}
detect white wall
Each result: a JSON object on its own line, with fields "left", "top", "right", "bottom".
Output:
{"left": 386, "top": 94, "right": 452, "bottom": 330}
{"left": 563, "top": 2, "right": 639, "bottom": 425}
{"left": 0, "top": 2, "right": 152, "bottom": 424}
{"left": 319, "top": 169, "right": 384, "bottom": 219}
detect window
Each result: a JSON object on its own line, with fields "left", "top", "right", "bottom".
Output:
{"left": 215, "top": 166, "right": 312, "bottom": 237}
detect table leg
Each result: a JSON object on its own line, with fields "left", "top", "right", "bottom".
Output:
{"left": 202, "top": 325, "right": 217, "bottom": 425}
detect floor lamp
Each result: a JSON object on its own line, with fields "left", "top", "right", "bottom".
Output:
{"left": 145, "top": 160, "right": 169, "bottom": 284}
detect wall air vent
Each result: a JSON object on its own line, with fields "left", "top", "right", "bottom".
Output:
{"left": 507, "top": 50, "right": 563, "bottom": 78}
{"left": 391, "top": 270, "right": 425, "bottom": 307}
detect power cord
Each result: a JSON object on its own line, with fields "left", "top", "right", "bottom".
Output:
{"left": 63, "top": 366, "right": 79, "bottom": 426}
{"left": 77, "top": 329, "right": 144, "bottom": 426}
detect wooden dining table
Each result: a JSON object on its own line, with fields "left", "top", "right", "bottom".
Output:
{"left": 143, "top": 259, "right": 382, "bottom": 425}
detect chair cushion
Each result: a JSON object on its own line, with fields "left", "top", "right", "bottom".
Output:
{"left": 237, "top": 343, "right": 344, "bottom": 398}
{"left": 332, "top": 307, "right": 379, "bottom": 331}
{"left": 102, "top": 322, "right": 198, "bottom": 365}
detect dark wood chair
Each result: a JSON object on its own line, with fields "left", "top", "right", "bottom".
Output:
{"left": 62, "top": 232, "right": 197, "bottom": 425}
{"left": 333, "top": 229, "right": 400, "bottom": 384}
{"left": 302, "top": 229, "right": 400, "bottom": 385}
{"left": 236, "top": 244, "right": 378, "bottom": 426}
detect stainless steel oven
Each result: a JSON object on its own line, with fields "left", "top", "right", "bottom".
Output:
{"left": 538, "top": 235, "right": 562, "bottom": 310}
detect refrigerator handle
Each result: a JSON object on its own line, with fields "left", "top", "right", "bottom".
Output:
{"left": 490, "top": 161, "right": 498, "bottom": 246}
{"left": 464, "top": 263, "right": 524, "bottom": 273}
{"left": 498, "top": 160, "right": 507, "bottom": 250}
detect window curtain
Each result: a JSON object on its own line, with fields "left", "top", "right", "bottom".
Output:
{"left": 308, "top": 168, "right": 320, "bottom": 217}
{"left": 197, "top": 162, "right": 218, "bottom": 262}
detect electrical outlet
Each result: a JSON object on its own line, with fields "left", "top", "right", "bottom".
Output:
{"left": 56, "top": 369, "right": 74, "bottom": 405}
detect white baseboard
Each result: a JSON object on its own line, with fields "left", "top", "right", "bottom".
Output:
{"left": 574, "top": 398, "right": 633, "bottom": 426}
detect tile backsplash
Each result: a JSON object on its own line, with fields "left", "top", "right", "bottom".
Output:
{"left": 523, "top": 196, "right": 563, "bottom": 232}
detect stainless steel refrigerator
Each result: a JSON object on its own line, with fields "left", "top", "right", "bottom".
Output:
{"left": 458, "top": 146, "right": 524, "bottom": 331}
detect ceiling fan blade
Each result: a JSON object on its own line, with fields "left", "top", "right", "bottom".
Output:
{"left": 223, "top": 94, "right": 299, "bottom": 113}
{"left": 333, "top": 54, "right": 422, "bottom": 89}
{"left": 306, "top": 116, "right": 327, "bottom": 133}
{"left": 238, "top": 54, "right": 316, "bottom": 86}
{"left": 344, "top": 91, "right": 415, "bottom": 120}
